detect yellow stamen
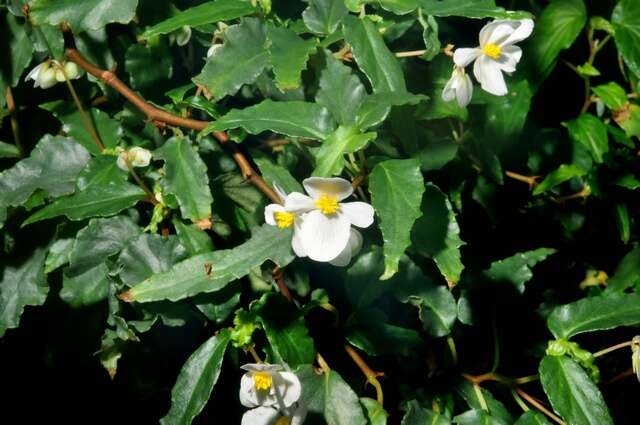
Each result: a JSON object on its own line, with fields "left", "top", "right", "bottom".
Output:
{"left": 252, "top": 372, "right": 272, "bottom": 391}
{"left": 274, "top": 211, "right": 294, "bottom": 228}
{"left": 483, "top": 43, "right": 502, "bottom": 59}
{"left": 275, "top": 418, "right": 291, "bottom": 425}
{"left": 315, "top": 194, "right": 339, "bottom": 215}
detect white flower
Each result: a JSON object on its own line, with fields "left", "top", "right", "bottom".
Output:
{"left": 453, "top": 19, "right": 534, "bottom": 96}
{"left": 287, "top": 177, "right": 373, "bottom": 263}
{"left": 25, "top": 61, "right": 57, "bottom": 89}
{"left": 174, "top": 26, "right": 192, "bottom": 46}
{"left": 239, "top": 363, "right": 302, "bottom": 409}
{"left": 116, "top": 147, "right": 152, "bottom": 171}
{"left": 442, "top": 66, "right": 473, "bottom": 107}
{"left": 264, "top": 178, "right": 373, "bottom": 265}
{"left": 241, "top": 404, "right": 307, "bottom": 425}
{"left": 25, "top": 60, "right": 82, "bottom": 89}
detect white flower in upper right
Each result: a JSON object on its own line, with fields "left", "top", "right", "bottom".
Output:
{"left": 285, "top": 177, "right": 374, "bottom": 264}
{"left": 453, "top": 19, "right": 534, "bottom": 96}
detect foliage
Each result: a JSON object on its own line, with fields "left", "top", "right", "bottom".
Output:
{"left": 2, "top": 0, "right": 640, "bottom": 424}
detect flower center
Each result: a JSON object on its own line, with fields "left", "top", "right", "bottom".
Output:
{"left": 315, "top": 194, "right": 339, "bottom": 215}
{"left": 483, "top": 43, "right": 502, "bottom": 59}
{"left": 274, "top": 211, "right": 294, "bottom": 228}
{"left": 275, "top": 418, "right": 291, "bottom": 425}
{"left": 252, "top": 372, "right": 272, "bottom": 391}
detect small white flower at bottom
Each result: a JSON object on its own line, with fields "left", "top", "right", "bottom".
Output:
{"left": 442, "top": 66, "right": 473, "bottom": 107}
{"left": 25, "top": 60, "right": 82, "bottom": 89}
{"left": 239, "top": 363, "right": 302, "bottom": 409}
{"left": 453, "top": 19, "right": 534, "bottom": 96}
{"left": 241, "top": 404, "right": 307, "bottom": 425}
{"left": 116, "top": 147, "right": 152, "bottom": 171}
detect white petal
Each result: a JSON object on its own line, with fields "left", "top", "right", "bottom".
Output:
{"left": 495, "top": 45, "right": 522, "bottom": 72}
{"left": 303, "top": 177, "right": 353, "bottom": 201}
{"left": 456, "top": 72, "right": 473, "bottom": 107}
{"left": 284, "top": 192, "right": 315, "bottom": 213}
{"left": 453, "top": 48, "right": 481, "bottom": 68}
{"left": 64, "top": 61, "right": 81, "bottom": 80}
{"left": 207, "top": 44, "right": 221, "bottom": 58}
{"left": 240, "top": 374, "right": 260, "bottom": 407}
{"left": 38, "top": 67, "right": 58, "bottom": 89}
{"left": 290, "top": 404, "right": 308, "bottom": 425}
{"left": 299, "top": 210, "right": 351, "bottom": 262}
{"left": 340, "top": 202, "right": 374, "bottom": 228}
{"left": 442, "top": 71, "right": 457, "bottom": 102}
{"left": 272, "top": 182, "right": 288, "bottom": 202}
{"left": 329, "top": 229, "right": 362, "bottom": 267}
{"left": 241, "top": 407, "right": 280, "bottom": 425}
{"left": 241, "top": 363, "right": 282, "bottom": 372}
{"left": 501, "top": 19, "right": 534, "bottom": 46}
{"left": 25, "top": 62, "right": 45, "bottom": 82}
{"left": 480, "top": 20, "right": 518, "bottom": 46}
{"left": 265, "top": 204, "right": 285, "bottom": 226}
{"left": 175, "top": 26, "right": 192, "bottom": 46}
{"left": 291, "top": 220, "right": 307, "bottom": 258}
{"left": 116, "top": 153, "right": 129, "bottom": 171}
{"left": 274, "top": 371, "right": 302, "bottom": 408}
{"left": 129, "top": 147, "right": 152, "bottom": 167}
{"left": 473, "top": 56, "right": 508, "bottom": 96}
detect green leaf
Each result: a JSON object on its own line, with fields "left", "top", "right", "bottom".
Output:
{"left": 608, "top": 247, "right": 640, "bottom": 292}
{"left": 296, "top": 365, "right": 368, "bottom": 425}
{"left": 253, "top": 157, "right": 303, "bottom": 194}
{"left": 342, "top": 15, "right": 407, "bottom": 93}
{"left": 456, "top": 382, "right": 514, "bottom": 425}
{"left": 547, "top": 293, "right": 640, "bottom": 339}
{"left": 193, "top": 18, "right": 268, "bottom": 100}
{"left": 155, "top": 137, "right": 213, "bottom": 222}
{"left": 140, "top": 0, "right": 257, "bottom": 39}
{"left": 313, "top": 126, "right": 376, "bottom": 177}
{"left": 41, "top": 101, "right": 122, "bottom": 155}
{"left": 22, "top": 179, "right": 146, "bottom": 226}
{"left": 45, "top": 238, "right": 74, "bottom": 273}
{"left": 193, "top": 282, "right": 241, "bottom": 325}
{"left": 0, "top": 13, "right": 34, "bottom": 91}
{"left": 514, "top": 412, "right": 553, "bottom": 425}
{"left": 0, "top": 135, "right": 90, "bottom": 209}
{"left": 356, "top": 92, "right": 427, "bottom": 130}
{"left": 267, "top": 26, "right": 317, "bottom": 91}
{"left": 483, "top": 248, "right": 556, "bottom": 293}
{"left": 392, "top": 256, "right": 457, "bottom": 337}
{"left": 302, "top": 0, "right": 348, "bottom": 35}
{"left": 412, "top": 183, "right": 464, "bottom": 286}
{"left": 361, "top": 398, "right": 388, "bottom": 425}
{"left": 346, "top": 308, "right": 422, "bottom": 355}
{"left": 204, "top": 100, "right": 336, "bottom": 140}
{"left": 173, "top": 219, "right": 214, "bottom": 256}
{"left": 419, "top": 13, "right": 441, "bottom": 60}
{"left": 369, "top": 159, "right": 425, "bottom": 279}
{"left": 316, "top": 51, "right": 367, "bottom": 126}
{"left": 417, "top": 0, "right": 531, "bottom": 19}
{"left": 126, "top": 224, "right": 294, "bottom": 302}
{"left": 117, "top": 234, "right": 188, "bottom": 286}
{"left": 125, "top": 42, "right": 173, "bottom": 95}
{"left": 566, "top": 113, "right": 609, "bottom": 163}
{"left": 401, "top": 400, "right": 450, "bottom": 425}
{"left": 533, "top": 164, "right": 586, "bottom": 195}
{"left": 0, "top": 142, "right": 20, "bottom": 159}
{"left": 29, "top": 0, "right": 139, "bottom": 33}
{"left": 376, "top": 0, "right": 418, "bottom": 15}
{"left": 61, "top": 216, "right": 141, "bottom": 307}
{"left": 252, "top": 293, "right": 315, "bottom": 367}
{"left": 613, "top": 0, "right": 640, "bottom": 78}
{"left": 614, "top": 203, "right": 630, "bottom": 244}
{"left": 539, "top": 355, "right": 613, "bottom": 425}
{"left": 592, "top": 82, "right": 628, "bottom": 109}
{"left": 484, "top": 80, "right": 533, "bottom": 141}
{"left": 160, "top": 329, "right": 231, "bottom": 425}
{"left": 576, "top": 63, "right": 600, "bottom": 77}
{"left": 528, "top": 0, "right": 587, "bottom": 85}
{"left": 0, "top": 247, "right": 48, "bottom": 337}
